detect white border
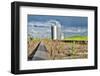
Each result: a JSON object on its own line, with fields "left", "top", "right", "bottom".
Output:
{"left": 20, "top": 6, "right": 95, "bottom": 70}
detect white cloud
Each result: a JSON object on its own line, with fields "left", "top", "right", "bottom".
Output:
{"left": 28, "top": 21, "right": 50, "bottom": 28}
{"left": 28, "top": 21, "right": 52, "bottom": 38}
{"left": 63, "top": 27, "right": 87, "bottom": 33}
{"left": 28, "top": 20, "right": 62, "bottom": 28}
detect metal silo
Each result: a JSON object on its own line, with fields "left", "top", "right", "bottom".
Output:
{"left": 51, "top": 21, "right": 62, "bottom": 40}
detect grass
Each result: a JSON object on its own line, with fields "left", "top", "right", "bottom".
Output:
{"left": 28, "top": 37, "right": 88, "bottom": 60}
{"left": 64, "top": 35, "right": 88, "bottom": 41}
{"left": 28, "top": 37, "right": 41, "bottom": 57}
{"left": 43, "top": 40, "right": 88, "bottom": 60}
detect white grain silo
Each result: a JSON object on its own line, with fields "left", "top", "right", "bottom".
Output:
{"left": 50, "top": 20, "right": 62, "bottom": 40}
{"left": 51, "top": 25, "right": 57, "bottom": 40}
{"left": 61, "top": 33, "right": 64, "bottom": 40}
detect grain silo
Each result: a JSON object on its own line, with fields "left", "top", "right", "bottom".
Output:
{"left": 50, "top": 20, "right": 62, "bottom": 40}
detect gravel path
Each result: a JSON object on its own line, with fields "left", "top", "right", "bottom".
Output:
{"left": 32, "top": 42, "right": 48, "bottom": 60}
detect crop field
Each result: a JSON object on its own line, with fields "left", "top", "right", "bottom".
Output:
{"left": 28, "top": 38, "right": 40, "bottom": 59}
{"left": 28, "top": 38, "right": 88, "bottom": 60}
{"left": 64, "top": 36, "right": 88, "bottom": 41}
{"left": 43, "top": 40, "right": 88, "bottom": 60}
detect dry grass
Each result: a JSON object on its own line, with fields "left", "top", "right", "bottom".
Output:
{"left": 42, "top": 40, "right": 88, "bottom": 60}
{"left": 28, "top": 39, "right": 40, "bottom": 57}
{"left": 27, "top": 38, "right": 88, "bottom": 60}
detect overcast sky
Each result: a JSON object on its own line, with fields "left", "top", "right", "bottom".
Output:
{"left": 28, "top": 15, "right": 88, "bottom": 38}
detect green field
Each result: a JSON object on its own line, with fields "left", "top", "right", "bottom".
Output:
{"left": 64, "top": 36, "right": 88, "bottom": 41}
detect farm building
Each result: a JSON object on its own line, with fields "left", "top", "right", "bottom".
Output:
{"left": 50, "top": 20, "right": 64, "bottom": 40}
